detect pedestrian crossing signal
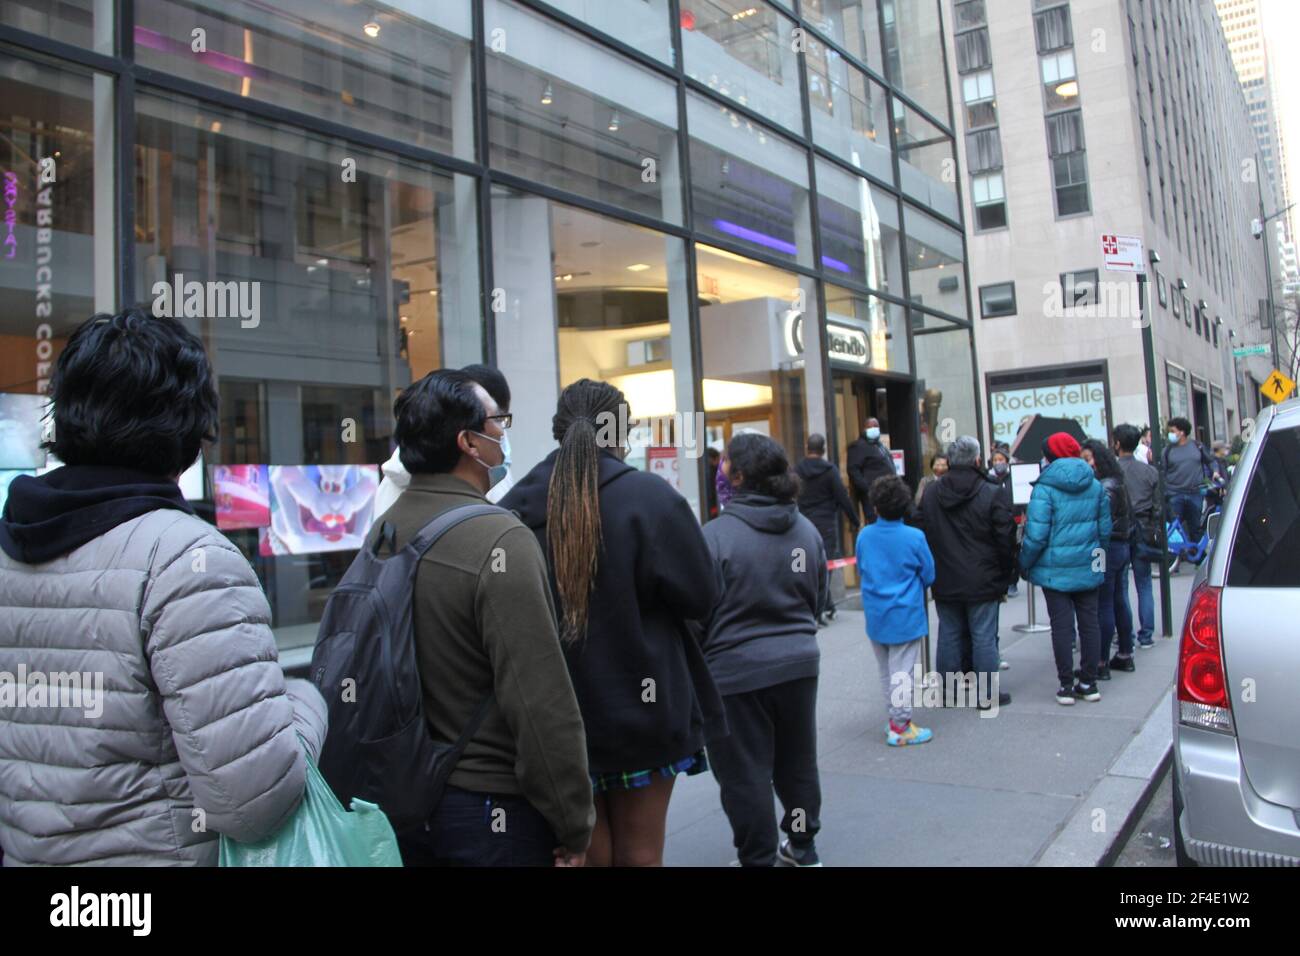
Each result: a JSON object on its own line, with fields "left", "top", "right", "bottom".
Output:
{"left": 1260, "top": 369, "right": 1296, "bottom": 404}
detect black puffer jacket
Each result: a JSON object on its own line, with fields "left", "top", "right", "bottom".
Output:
{"left": 795, "top": 456, "right": 858, "bottom": 539}
{"left": 499, "top": 450, "right": 726, "bottom": 774}
{"left": 915, "top": 464, "right": 1016, "bottom": 603}
{"left": 1100, "top": 475, "right": 1132, "bottom": 543}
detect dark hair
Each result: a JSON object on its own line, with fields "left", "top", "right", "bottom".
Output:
{"left": 930, "top": 454, "right": 949, "bottom": 469}
{"left": 806, "top": 433, "right": 826, "bottom": 455}
{"left": 1082, "top": 439, "right": 1123, "bottom": 481}
{"left": 394, "top": 369, "right": 486, "bottom": 474}
{"left": 44, "top": 308, "right": 218, "bottom": 476}
{"left": 460, "top": 363, "right": 511, "bottom": 411}
{"left": 1114, "top": 423, "right": 1141, "bottom": 453}
{"left": 1168, "top": 417, "right": 1192, "bottom": 436}
{"left": 869, "top": 475, "right": 911, "bottom": 520}
{"left": 990, "top": 449, "right": 1010, "bottom": 464}
{"left": 727, "top": 432, "right": 799, "bottom": 501}
{"left": 548, "top": 379, "right": 628, "bottom": 643}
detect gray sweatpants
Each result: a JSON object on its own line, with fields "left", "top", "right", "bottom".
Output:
{"left": 870, "top": 638, "right": 922, "bottom": 727}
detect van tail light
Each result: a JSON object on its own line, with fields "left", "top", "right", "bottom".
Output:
{"left": 1177, "top": 582, "right": 1234, "bottom": 734}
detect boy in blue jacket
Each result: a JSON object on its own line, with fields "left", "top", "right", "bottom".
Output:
{"left": 856, "top": 475, "right": 937, "bottom": 746}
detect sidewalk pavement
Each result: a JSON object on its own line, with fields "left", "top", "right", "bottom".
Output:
{"left": 664, "top": 570, "right": 1194, "bottom": 866}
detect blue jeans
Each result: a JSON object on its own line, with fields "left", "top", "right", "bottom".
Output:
{"left": 1099, "top": 540, "right": 1134, "bottom": 660}
{"left": 1126, "top": 545, "right": 1156, "bottom": 643}
{"left": 934, "top": 600, "right": 1001, "bottom": 694}
{"left": 1167, "top": 492, "right": 1202, "bottom": 545}
{"left": 396, "top": 785, "right": 557, "bottom": 867}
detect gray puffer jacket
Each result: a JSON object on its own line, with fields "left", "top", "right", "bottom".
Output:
{"left": 0, "top": 509, "right": 327, "bottom": 866}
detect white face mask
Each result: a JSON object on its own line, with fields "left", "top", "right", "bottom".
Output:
{"left": 865, "top": 427, "right": 881, "bottom": 441}
{"left": 469, "top": 430, "right": 510, "bottom": 489}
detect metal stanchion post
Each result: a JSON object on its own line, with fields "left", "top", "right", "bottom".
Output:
{"left": 1013, "top": 582, "right": 1052, "bottom": 633}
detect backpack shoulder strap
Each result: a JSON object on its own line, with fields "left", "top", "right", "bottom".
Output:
{"left": 408, "top": 502, "right": 510, "bottom": 557}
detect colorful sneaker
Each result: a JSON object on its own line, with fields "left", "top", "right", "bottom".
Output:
{"left": 887, "top": 721, "right": 933, "bottom": 746}
{"left": 777, "top": 840, "right": 822, "bottom": 867}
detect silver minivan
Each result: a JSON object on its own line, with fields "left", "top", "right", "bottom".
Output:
{"left": 1173, "top": 396, "right": 1300, "bottom": 866}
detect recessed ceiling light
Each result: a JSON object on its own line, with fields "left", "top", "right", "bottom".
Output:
{"left": 608, "top": 110, "right": 621, "bottom": 132}
{"left": 363, "top": 21, "right": 381, "bottom": 38}
{"left": 429, "top": 289, "right": 438, "bottom": 296}
{"left": 541, "top": 82, "right": 553, "bottom": 105}
{"left": 400, "top": 315, "right": 409, "bottom": 323}
{"left": 626, "top": 263, "right": 651, "bottom": 272}
{"left": 1055, "top": 80, "right": 1079, "bottom": 98}
{"left": 316, "top": 258, "right": 328, "bottom": 266}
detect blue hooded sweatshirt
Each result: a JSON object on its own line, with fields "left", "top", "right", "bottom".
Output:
{"left": 1019, "top": 457, "right": 1111, "bottom": 593}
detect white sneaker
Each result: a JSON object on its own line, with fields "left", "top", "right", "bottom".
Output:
{"left": 999, "top": 659, "right": 1010, "bottom": 671}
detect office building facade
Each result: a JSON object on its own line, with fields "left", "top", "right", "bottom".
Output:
{"left": 0, "top": 0, "right": 975, "bottom": 656}
{"left": 946, "top": 0, "right": 1277, "bottom": 459}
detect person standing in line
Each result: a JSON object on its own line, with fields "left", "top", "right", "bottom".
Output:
{"left": 373, "top": 370, "right": 594, "bottom": 867}
{"left": 987, "top": 445, "right": 1019, "bottom": 600}
{"left": 914, "top": 436, "right": 1015, "bottom": 709}
{"left": 846, "top": 417, "right": 896, "bottom": 524}
{"left": 1081, "top": 439, "right": 1134, "bottom": 680}
{"left": 1019, "top": 433, "right": 1110, "bottom": 706}
{"left": 913, "top": 453, "right": 949, "bottom": 508}
{"left": 375, "top": 363, "right": 515, "bottom": 515}
{"left": 857, "top": 475, "right": 937, "bottom": 746}
{"left": 1161, "top": 416, "right": 1214, "bottom": 562}
{"left": 0, "top": 309, "right": 327, "bottom": 866}
{"left": 700, "top": 433, "right": 826, "bottom": 867}
{"left": 796, "top": 433, "right": 858, "bottom": 626}
{"left": 500, "top": 379, "right": 726, "bottom": 867}
{"left": 1113, "top": 424, "right": 1159, "bottom": 649}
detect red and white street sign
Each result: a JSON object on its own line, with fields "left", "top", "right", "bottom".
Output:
{"left": 1101, "top": 233, "right": 1146, "bottom": 274}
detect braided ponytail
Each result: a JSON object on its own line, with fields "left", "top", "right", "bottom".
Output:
{"left": 547, "top": 379, "right": 627, "bottom": 643}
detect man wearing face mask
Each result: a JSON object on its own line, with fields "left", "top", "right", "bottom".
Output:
{"left": 374, "top": 364, "right": 515, "bottom": 516}
{"left": 846, "top": 417, "right": 897, "bottom": 524}
{"left": 370, "top": 369, "right": 594, "bottom": 867}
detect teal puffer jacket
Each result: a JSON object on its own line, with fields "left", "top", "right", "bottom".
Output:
{"left": 1019, "top": 457, "right": 1112, "bottom": 593}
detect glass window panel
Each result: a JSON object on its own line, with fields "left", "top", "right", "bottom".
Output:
{"left": 800, "top": 0, "right": 885, "bottom": 77}
{"left": 824, "top": 283, "right": 909, "bottom": 374}
{"left": 0, "top": 54, "right": 110, "bottom": 443}
{"left": 133, "top": 0, "right": 474, "bottom": 159}
{"left": 904, "top": 205, "right": 968, "bottom": 321}
{"left": 490, "top": 190, "right": 701, "bottom": 513}
{"left": 913, "top": 324, "right": 978, "bottom": 460}
{"left": 134, "top": 90, "right": 482, "bottom": 648}
{"left": 2, "top": 0, "right": 112, "bottom": 53}
{"left": 953, "top": 1, "right": 987, "bottom": 32}
{"left": 895, "top": 102, "right": 960, "bottom": 221}
{"left": 882, "top": 0, "right": 951, "bottom": 126}
{"left": 806, "top": 35, "right": 894, "bottom": 183}
{"left": 544, "top": 0, "right": 674, "bottom": 64}
{"left": 682, "top": 0, "right": 804, "bottom": 134}
{"left": 687, "top": 93, "right": 813, "bottom": 268}
{"left": 696, "top": 245, "right": 822, "bottom": 477}
{"left": 485, "top": 0, "right": 682, "bottom": 224}
{"left": 815, "top": 160, "right": 902, "bottom": 295}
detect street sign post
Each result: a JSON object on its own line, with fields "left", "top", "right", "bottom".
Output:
{"left": 1102, "top": 234, "right": 1147, "bottom": 274}
{"left": 1233, "top": 344, "right": 1271, "bottom": 359}
{"left": 1260, "top": 369, "right": 1297, "bottom": 403}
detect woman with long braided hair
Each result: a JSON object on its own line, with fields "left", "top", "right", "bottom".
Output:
{"left": 501, "top": 379, "right": 725, "bottom": 866}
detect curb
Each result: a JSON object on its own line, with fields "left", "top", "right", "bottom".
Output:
{"left": 1034, "top": 687, "right": 1174, "bottom": 867}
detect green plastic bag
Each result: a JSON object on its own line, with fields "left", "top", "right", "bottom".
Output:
{"left": 219, "top": 743, "right": 403, "bottom": 867}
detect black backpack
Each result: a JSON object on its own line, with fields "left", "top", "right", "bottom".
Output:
{"left": 310, "top": 503, "right": 503, "bottom": 834}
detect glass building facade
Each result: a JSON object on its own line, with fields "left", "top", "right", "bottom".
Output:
{"left": 0, "top": 0, "right": 977, "bottom": 657}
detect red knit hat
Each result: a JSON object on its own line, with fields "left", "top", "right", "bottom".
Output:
{"left": 1043, "top": 432, "right": 1082, "bottom": 461}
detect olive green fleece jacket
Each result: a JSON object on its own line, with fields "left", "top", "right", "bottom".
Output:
{"left": 373, "top": 473, "right": 594, "bottom": 852}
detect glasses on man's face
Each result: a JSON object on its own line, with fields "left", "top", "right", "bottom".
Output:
{"left": 484, "top": 413, "right": 513, "bottom": 430}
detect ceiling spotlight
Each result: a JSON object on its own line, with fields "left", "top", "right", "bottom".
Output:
{"left": 608, "top": 110, "right": 620, "bottom": 132}
{"left": 541, "top": 82, "right": 553, "bottom": 105}
{"left": 626, "top": 263, "right": 651, "bottom": 272}
{"left": 363, "top": 20, "right": 381, "bottom": 38}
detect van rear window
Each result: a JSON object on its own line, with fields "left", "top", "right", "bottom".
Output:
{"left": 1227, "top": 425, "right": 1300, "bottom": 587}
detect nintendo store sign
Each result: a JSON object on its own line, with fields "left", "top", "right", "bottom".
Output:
{"left": 785, "top": 313, "right": 871, "bottom": 368}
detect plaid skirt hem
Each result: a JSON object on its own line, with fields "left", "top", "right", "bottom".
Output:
{"left": 590, "top": 749, "right": 709, "bottom": 793}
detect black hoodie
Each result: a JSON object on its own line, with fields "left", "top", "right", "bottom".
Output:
{"left": 915, "top": 464, "right": 1016, "bottom": 603}
{"left": 498, "top": 449, "right": 726, "bottom": 773}
{"left": 795, "top": 456, "right": 858, "bottom": 539}
{"left": 0, "top": 466, "right": 194, "bottom": 564}
{"left": 699, "top": 493, "right": 826, "bottom": 695}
